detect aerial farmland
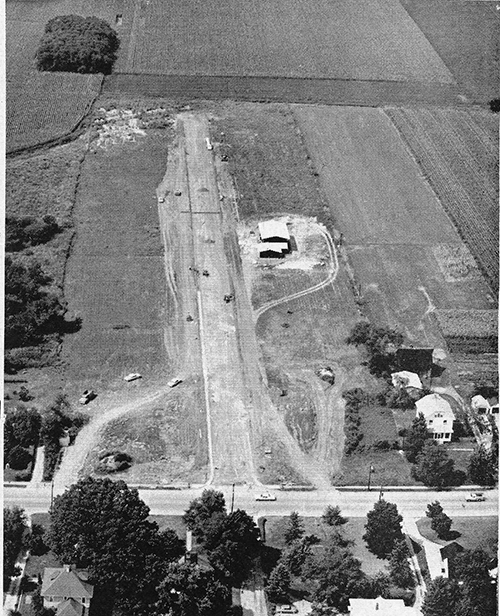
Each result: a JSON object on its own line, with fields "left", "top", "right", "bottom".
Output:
{"left": 5, "top": 0, "right": 499, "bottom": 490}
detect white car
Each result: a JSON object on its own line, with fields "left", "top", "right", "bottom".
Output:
{"left": 255, "top": 492, "right": 276, "bottom": 501}
{"left": 466, "top": 492, "right": 486, "bottom": 502}
{"left": 79, "top": 389, "right": 97, "bottom": 405}
{"left": 124, "top": 373, "right": 142, "bottom": 382}
{"left": 276, "top": 606, "right": 298, "bottom": 614}
{"left": 168, "top": 378, "right": 183, "bottom": 388}
{"left": 158, "top": 196, "right": 165, "bottom": 203}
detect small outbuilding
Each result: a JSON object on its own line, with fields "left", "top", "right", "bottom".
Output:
{"left": 471, "top": 395, "right": 491, "bottom": 414}
{"left": 258, "top": 220, "right": 290, "bottom": 243}
{"left": 391, "top": 371, "right": 423, "bottom": 391}
{"left": 348, "top": 596, "right": 417, "bottom": 615}
{"left": 259, "top": 242, "right": 288, "bottom": 258}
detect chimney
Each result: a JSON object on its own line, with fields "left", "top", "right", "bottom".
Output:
{"left": 186, "top": 530, "right": 193, "bottom": 553}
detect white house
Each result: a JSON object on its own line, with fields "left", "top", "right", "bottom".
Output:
{"left": 41, "top": 565, "right": 94, "bottom": 616}
{"left": 348, "top": 596, "right": 417, "bottom": 615}
{"left": 391, "top": 371, "right": 423, "bottom": 390}
{"left": 415, "top": 393, "right": 455, "bottom": 443}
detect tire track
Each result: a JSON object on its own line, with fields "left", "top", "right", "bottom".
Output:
{"left": 254, "top": 227, "right": 339, "bottom": 321}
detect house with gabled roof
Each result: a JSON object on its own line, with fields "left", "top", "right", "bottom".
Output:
{"left": 41, "top": 565, "right": 94, "bottom": 615}
{"left": 415, "top": 393, "right": 455, "bottom": 443}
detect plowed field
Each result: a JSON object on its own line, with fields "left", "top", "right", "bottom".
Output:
{"left": 385, "top": 107, "right": 499, "bottom": 293}
{"left": 119, "top": 0, "right": 452, "bottom": 83}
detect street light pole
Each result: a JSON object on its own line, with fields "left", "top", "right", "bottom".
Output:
{"left": 367, "top": 464, "right": 374, "bottom": 491}
{"left": 230, "top": 483, "right": 235, "bottom": 514}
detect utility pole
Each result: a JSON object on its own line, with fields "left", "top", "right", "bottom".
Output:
{"left": 230, "top": 483, "right": 235, "bottom": 513}
{"left": 367, "top": 464, "right": 374, "bottom": 491}
{"left": 379, "top": 485, "right": 384, "bottom": 501}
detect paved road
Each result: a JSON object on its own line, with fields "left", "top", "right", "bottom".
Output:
{"left": 5, "top": 484, "right": 497, "bottom": 519}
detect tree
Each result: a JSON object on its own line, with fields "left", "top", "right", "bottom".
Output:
{"left": 388, "top": 540, "right": 414, "bottom": 588}
{"left": 404, "top": 413, "right": 431, "bottom": 463}
{"left": 422, "top": 577, "right": 460, "bottom": 616}
{"left": 47, "top": 477, "right": 181, "bottom": 615}
{"left": 454, "top": 548, "right": 497, "bottom": 616}
{"left": 8, "top": 445, "right": 32, "bottom": 470}
{"left": 205, "top": 509, "right": 261, "bottom": 585}
{"left": 4, "top": 507, "right": 29, "bottom": 583}
{"left": 431, "top": 512, "right": 452, "bottom": 540}
{"left": 412, "top": 441, "right": 457, "bottom": 488}
{"left": 266, "top": 562, "right": 291, "bottom": 602}
{"left": 426, "top": 501, "right": 443, "bottom": 520}
{"left": 282, "top": 535, "right": 320, "bottom": 576}
{"left": 363, "top": 500, "right": 403, "bottom": 558}
{"left": 302, "top": 544, "right": 368, "bottom": 612}
{"left": 322, "top": 506, "right": 347, "bottom": 527}
{"left": 36, "top": 15, "right": 120, "bottom": 74}
{"left": 183, "top": 489, "right": 227, "bottom": 543}
{"left": 4, "top": 407, "right": 41, "bottom": 450}
{"left": 468, "top": 445, "right": 497, "bottom": 486}
{"left": 25, "top": 523, "right": 49, "bottom": 556}
{"left": 155, "top": 563, "right": 231, "bottom": 616}
{"left": 284, "top": 511, "right": 305, "bottom": 545}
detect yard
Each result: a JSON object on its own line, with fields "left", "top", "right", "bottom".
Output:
{"left": 416, "top": 516, "right": 498, "bottom": 557}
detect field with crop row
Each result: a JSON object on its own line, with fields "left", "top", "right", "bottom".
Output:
{"left": 120, "top": 0, "right": 452, "bottom": 82}
{"left": 6, "top": 0, "right": 124, "bottom": 152}
{"left": 385, "top": 107, "right": 499, "bottom": 293}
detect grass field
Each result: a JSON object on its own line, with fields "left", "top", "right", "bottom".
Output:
{"left": 119, "top": 0, "right": 452, "bottom": 83}
{"left": 386, "top": 107, "right": 499, "bottom": 294}
{"left": 416, "top": 516, "right": 498, "bottom": 557}
{"left": 400, "top": 0, "right": 500, "bottom": 102}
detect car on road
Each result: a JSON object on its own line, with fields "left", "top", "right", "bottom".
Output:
{"left": 275, "top": 606, "right": 298, "bottom": 614}
{"left": 158, "top": 196, "right": 165, "bottom": 203}
{"left": 124, "top": 373, "right": 142, "bottom": 382}
{"left": 168, "top": 378, "right": 183, "bottom": 388}
{"left": 466, "top": 492, "right": 486, "bottom": 502}
{"left": 79, "top": 390, "right": 97, "bottom": 405}
{"left": 255, "top": 492, "right": 276, "bottom": 501}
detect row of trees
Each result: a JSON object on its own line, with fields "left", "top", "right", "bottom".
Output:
{"left": 6, "top": 215, "right": 60, "bottom": 252}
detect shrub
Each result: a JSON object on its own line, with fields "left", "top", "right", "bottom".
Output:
{"left": 36, "top": 15, "right": 120, "bottom": 74}
{"left": 42, "top": 441, "right": 61, "bottom": 481}
{"left": 8, "top": 446, "right": 32, "bottom": 470}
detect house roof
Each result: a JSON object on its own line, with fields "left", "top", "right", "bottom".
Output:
{"left": 396, "top": 347, "right": 434, "bottom": 373}
{"left": 258, "top": 220, "right": 290, "bottom": 241}
{"left": 259, "top": 242, "right": 288, "bottom": 254}
{"left": 41, "top": 567, "right": 94, "bottom": 600}
{"left": 56, "top": 599, "right": 84, "bottom": 616}
{"left": 415, "top": 394, "right": 455, "bottom": 420}
{"left": 391, "top": 371, "right": 423, "bottom": 390}
{"left": 348, "top": 596, "right": 417, "bottom": 615}
{"left": 471, "top": 395, "right": 490, "bottom": 410}
{"left": 424, "top": 541, "right": 448, "bottom": 579}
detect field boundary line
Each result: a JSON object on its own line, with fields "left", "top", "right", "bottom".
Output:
{"left": 254, "top": 227, "right": 339, "bottom": 321}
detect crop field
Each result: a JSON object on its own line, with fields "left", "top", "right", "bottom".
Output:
{"left": 400, "top": 0, "right": 500, "bottom": 102}
{"left": 295, "top": 105, "right": 495, "bottom": 346}
{"left": 120, "top": 0, "right": 452, "bottom": 83}
{"left": 6, "top": 0, "right": 123, "bottom": 152}
{"left": 386, "top": 107, "right": 499, "bottom": 294}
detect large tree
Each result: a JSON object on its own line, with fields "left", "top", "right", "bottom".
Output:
{"left": 266, "top": 562, "right": 291, "bottom": 602}
{"left": 363, "top": 500, "right": 403, "bottom": 558}
{"left": 412, "top": 441, "right": 457, "bottom": 488}
{"left": 4, "top": 407, "right": 41, "bottom": 453}
{"left": 284, "top": 511, "right": 305, "bottom": 545}
{"left": 468, "top": 445, "right": 497, "bottom": 486}
{"left": 404, "top": 413, "right": 431, "bottom": 463}
{"left": 183, "top": 489, "right": 227, "bottom": 544}
{"left": 47, "top": 477, "right": 182, "bottom": 615}
{"left": 454, "top": 548, "right": 497, "bottom": 616}
{"left": 155, "top": 563, "right": 231, "bottom": 616}
{"left": 422, "top": 577, "right": 461, "bottom": 616}
{"left": 322, "top": 506, "right": 347, "bottom": 527}
{"left": 431, "top": 512, "right": 453, "bottom": 540}
{"left": 4, "top": 506, "right": 29, "bottom": 583}
{"left": 387, "top": 539, "right": 414, "bottom": 589}
{"left": 36, "top": 15, "right": 119, "bottom": 74}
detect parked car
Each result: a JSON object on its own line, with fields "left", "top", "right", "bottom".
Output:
{"left": 124, "top": 373, "right": 142, "bottom": 382}
{"left": 168, "top": 378, "right": 183, "bottom": 388}
{"left": 255, "top": 492, "right": 276, "bottom": 501}
{"left": 158, "top": 196, "right": 165, "bottom": 203}
{"left": 466, "top": 492, "right": 486, "bottom": 502}
{"left": 79, "top": 390, "right": 97, "bottom": 405}
{"left": 275, "top": 606, "right": 298, "bottom": 614}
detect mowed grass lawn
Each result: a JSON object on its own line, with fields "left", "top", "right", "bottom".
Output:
{"left": 265, "top": 516, "right": 387, "bottom": 576}
{"left": 416, "top": 516, "right": 498, "bottom": 557}
{"left": 121, "top": 0, "right": 452, "bottom": 82}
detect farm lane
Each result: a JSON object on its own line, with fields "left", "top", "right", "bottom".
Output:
{"left": 6, "top": 484, "right": 497, "bottom": 520}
